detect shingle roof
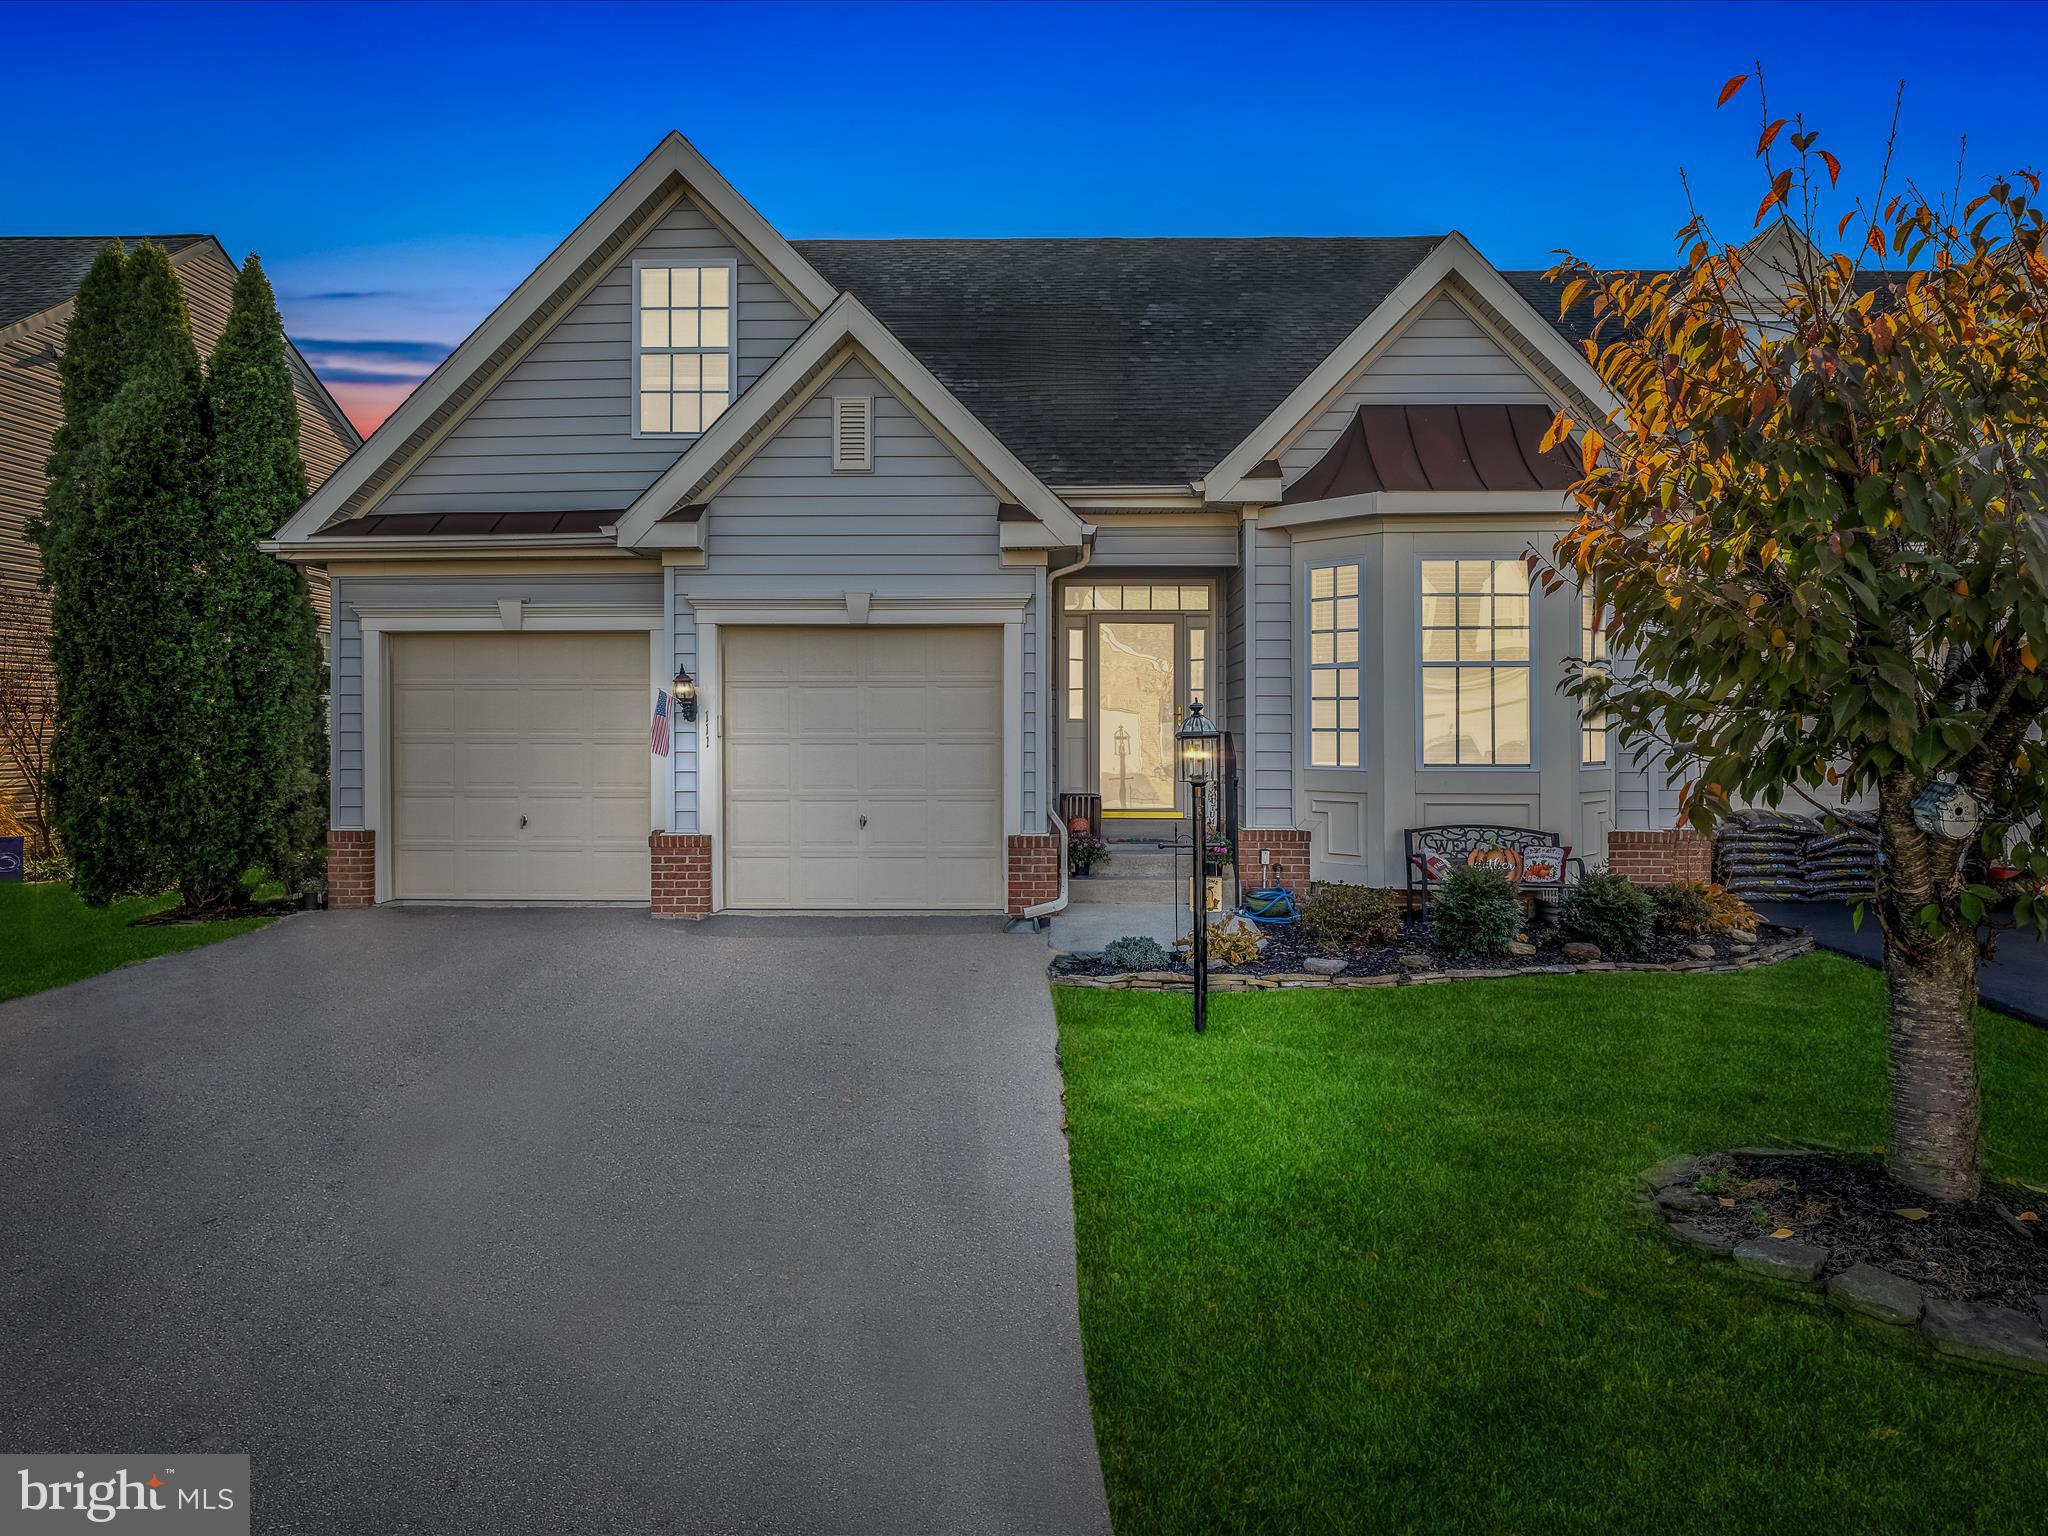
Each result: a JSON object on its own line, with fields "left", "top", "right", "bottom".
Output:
{"left": 0, "top": 235, "right": 211, "bottom": 329}
{"left": 796, "top": 236, "right": 1459, "bottom": 485}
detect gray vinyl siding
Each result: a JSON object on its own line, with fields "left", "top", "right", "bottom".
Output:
{"left": 328, "top": 573, "right": 662, "bottom": 828}
{"left": 1222, "top": 563, "right": 1247, "bottom": 825}
{"left": 669, "top": 358, "right": 1041, "bottom": 833}
{"left": 1278, "top": 294, "right": 1551, "bottom": 488}
{"left": 1087, "top": 519, "right": 1240, "bottom": 567}
{"left": 1246, "top": 518, "right": 1295, "bottom": 824}
{"left": 377, "top": 195, "right": 810, "bottom": 518}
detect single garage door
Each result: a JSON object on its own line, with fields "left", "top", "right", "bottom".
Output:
{"left": 390, "top": 632, "right": 650, "bottom": 901}
{"left": 723, "top": 626, "right": 1003, "bottom": 910}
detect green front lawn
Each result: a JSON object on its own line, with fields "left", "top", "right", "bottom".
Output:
{"left": 1056, "top": 954, "right": 2048, "bottom": 1535}
{"left": 0, "top": 881, "right": 274, "bottom": 1003}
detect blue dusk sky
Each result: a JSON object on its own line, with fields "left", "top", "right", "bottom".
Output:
{"left": 4, "top": 0, "right": 2038, "bottom": 431}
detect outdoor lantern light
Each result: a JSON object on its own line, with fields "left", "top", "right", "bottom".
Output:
{"left": 673, "top": 667, "right": 699, "bottom": 724}
{"left": 1910, "top": 778, "right": 1985, "bottom": 841}
{"left": 1176, "top": 701, "right": 1222, "bottom": 1033}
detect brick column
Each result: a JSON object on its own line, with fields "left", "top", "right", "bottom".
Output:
{"left": 1605, "top": 829, "right": 1713, "bottom": 884}
{"left": 1239, "top": 827, "right": 1311, "bottom": 893}
{"left": 328, "top": 829, "right": 375, "bottom": 908}
{"left": 650, "top": 833, "right": 713, "bottom": 918}
{"left": 1007, "top": 833, "right": 1060, "bottom": 916}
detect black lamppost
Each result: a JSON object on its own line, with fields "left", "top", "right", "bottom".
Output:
{"left": 1177, "top": 700, "right": 1220, "bottom": 1034}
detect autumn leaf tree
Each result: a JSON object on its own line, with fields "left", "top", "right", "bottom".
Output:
{"left": 1542, "top": 75, "right": 2046, "bottom": 1202}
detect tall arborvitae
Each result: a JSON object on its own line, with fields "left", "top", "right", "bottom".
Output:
{"left": 202, "top": 254, "right": 326, "bottom": 895}
{"left": 30, "top": 243, "right": 129, "bottom": 794}
{"left": 46, "top": 243, "right": 213, "bottom": 905}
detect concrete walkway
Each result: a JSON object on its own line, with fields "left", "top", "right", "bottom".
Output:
{"left": 0, "top": 909, "right": 1109, "bottom": 1535}
{"left": 1754, "top": 901, "right": 2047, "bottom": 1027}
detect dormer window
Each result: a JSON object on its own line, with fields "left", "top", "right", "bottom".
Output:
{"left": 634, "top": 261, "right": 734, "bottom": 436}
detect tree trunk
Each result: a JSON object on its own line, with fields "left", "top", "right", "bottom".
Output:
{"left": 1883, "top": 924, "right": 1983, "bottom": 1202}
{"left": 1876, "top": 775, "right": 1983, "bottom": 1202}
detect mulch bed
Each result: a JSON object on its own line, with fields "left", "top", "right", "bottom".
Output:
{"left": 1673, "top": 1152, "right": 2048, "bottom": 1308}
{"left": 131, "top": 896, "right": 304, "bottom": 926}
{"left": 1052, "top": 915, "right": 1801, "bottom": 980}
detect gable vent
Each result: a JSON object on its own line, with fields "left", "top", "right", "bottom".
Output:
{"left": 832, "top": 395, "right": 874, "bottom": 472}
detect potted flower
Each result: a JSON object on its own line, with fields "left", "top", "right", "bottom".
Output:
{"left": 1068, "top": 831, "right": 1109, "bottom": 878}
{"left": 1203, "top": 838, "right": 1232, "bottom": 876}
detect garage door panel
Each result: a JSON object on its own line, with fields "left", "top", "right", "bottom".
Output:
{"left": 391, "top": 632, "right": 651, "bottom": 902}
{"left": 796, "top": 685, "right": 860, "bottom": 735}
{"left": 723, "top": 626, "right": 1002, "bottom": 911}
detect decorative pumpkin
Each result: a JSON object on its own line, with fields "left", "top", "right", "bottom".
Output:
{"left": 1067, "top": 815, "right": 1093, "bottom": 836}
{"left": 1467, "top": 845, "right": 1523, "bottom": 880}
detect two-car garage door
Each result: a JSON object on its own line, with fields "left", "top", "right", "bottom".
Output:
{"left": 385, "top": 625, "right": 1004, "bottom": 910}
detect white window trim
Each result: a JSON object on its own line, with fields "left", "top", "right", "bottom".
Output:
{"left": 1579, "top": 592, "right": 1611, "bottom": 767}
{"left": 1414, "top": 555, "right": 1539, "bottom": 772}
{"left": 1305, "top": 561, "right": 1364, "bottom": 770}
{"left": 630, "top": 256, "right": 739, "bottom": 440}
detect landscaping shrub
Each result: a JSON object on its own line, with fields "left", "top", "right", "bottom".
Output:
{"left": 1561, "top": 871, "right": 1655, "bottom": 956}
{"left": 1299, "top": 883, "right": 1403, "bottom": 952}
{"left": 1649, "top": 880, "right": 1717, "bottom": 934}
{"left": 1101, "top": 934, "right": 1171, "bottom": 971}
{"left": 1706, "top": 883, "right": 1760, "bottom": 933}
{"left": 1175, "top": 917, "right": 1261, "bottom": 967}
{"left": 1428, "top": 865, "right": 1520, "bottom": 957}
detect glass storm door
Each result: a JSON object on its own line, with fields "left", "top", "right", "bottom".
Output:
{"left": 1096, "top": 621, "right": 1178, "bottom": 815}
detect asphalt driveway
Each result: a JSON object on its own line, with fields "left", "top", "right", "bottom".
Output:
{"left": 0, "top": 909, "right": 1109, "bottom": 1535}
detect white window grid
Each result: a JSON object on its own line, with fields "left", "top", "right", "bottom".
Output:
{"left": 1419, "top": 558, "right": 1533, "bottom": 768}
{"left": 633, "top": 260, "right": 735, "bottom": 437}
{"left": 1580, "top": 593, "right": 1610, "bottom": 766}
{"left": 1308, "top": 563, "right": 1362, "bottom": 768}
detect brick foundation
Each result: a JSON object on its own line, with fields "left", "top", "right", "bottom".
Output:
{"left": 1008, "top": 833, "right": 1061, "bottom": 916}
{"left": 1239, "top": 827, "right": 1312, "bottom": 893}
{"left": 650, "top": 833, "right": 714, "bottom": 918}
{"left": 1606, "top": 828, "right": 1713, "bottom": 885}
{"left": 328, "top": 829, "right": 376, "bottom": 908}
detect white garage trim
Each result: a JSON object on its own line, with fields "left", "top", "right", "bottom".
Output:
{"left": 354, "top": 603, "right": 664, "bottom": 904}
{"left": 685, "top": 593, "right": 1027, "bottom": 913}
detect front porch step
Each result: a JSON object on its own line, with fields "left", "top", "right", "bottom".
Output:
{"left": 1093, "top": 849, "right": 1180, "bottom": 880}
{"left": 1068, "top": 872, "right": 1179, "bottom": 905}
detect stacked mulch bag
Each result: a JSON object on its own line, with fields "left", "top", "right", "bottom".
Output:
{"left": 1713, "top": 809, "right": 1881, "bottom": 902}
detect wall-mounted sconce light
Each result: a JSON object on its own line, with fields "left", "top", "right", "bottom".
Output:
{"left": 673, "top": 667, "right": 699, "bottom": 723}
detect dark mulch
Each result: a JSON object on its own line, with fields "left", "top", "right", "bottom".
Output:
{"left": 1681, "top": 1151, "right": 2048, "bottom": 1307}
{"left": 1053, "top": 915, "right": 1801, "bottom": 979}
{"left": 132, "top": 896, "right": 305, "bottom": 927}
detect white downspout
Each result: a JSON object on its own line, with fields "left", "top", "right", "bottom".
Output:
{"left": 1018, "top": 527, "right": 1096, "bottom": 923}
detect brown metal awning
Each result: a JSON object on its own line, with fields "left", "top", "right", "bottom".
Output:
{"left": 1283, "top": 403, "right": 1578, "bottom": 503}
{"left": 314, "top": 509, "right": 615, "bottom": 537}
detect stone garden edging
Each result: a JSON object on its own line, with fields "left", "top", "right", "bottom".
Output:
{"left": 1050, "top": 933, "right": 1814, "bottom": 991}
{"left": 1640, "top": 1150, "right": 2048, "bottom": 1378}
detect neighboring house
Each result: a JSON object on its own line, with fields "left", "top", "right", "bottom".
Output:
{"left": 0, "top": 235, "right": 361, "bottom": 822}
{"left": 269, "top": 133, "right": 1693, "bottom": 917}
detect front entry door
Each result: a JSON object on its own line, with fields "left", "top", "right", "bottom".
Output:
{"left": 1097, "top": 620, "right": 1179, "bottom": 817}
{"left": 1058, "top": 582, "right": 1215, "bottom": 829}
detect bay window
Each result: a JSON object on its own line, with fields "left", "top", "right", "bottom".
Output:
{"left": 1420, "top": 558, "right": 1532, "bottom": 767}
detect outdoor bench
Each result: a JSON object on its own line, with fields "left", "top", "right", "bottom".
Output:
{"left": 1404, "top": 824, "right": 1582, "bottom": 911}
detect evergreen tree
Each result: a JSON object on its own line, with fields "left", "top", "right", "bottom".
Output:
{"left": 202, "top": 254, "right": 327, "bottom": 895}
{"left": 46, "top": 243, "right": 213, "bottom": 905}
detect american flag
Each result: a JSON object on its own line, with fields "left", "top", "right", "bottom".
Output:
{"left": 650, "top": 689, "right": 670, "bottom": 757}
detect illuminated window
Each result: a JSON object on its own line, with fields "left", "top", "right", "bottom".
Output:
{"left": 1061, "top": 583, "right": 1210, "bottom": 612}
{"left": 634, "top": 263, "right": 734, "bottom": 435}
{"left": 1580, "top": 594, "right": 1610, "bottom": 766}
{"left": 1308, "top": 563, "right": 1361, "bottom": 768}
{"left": 1066, "top": 627, "right": 1085, "bottom": 721}
{"left": 1420, "top": 558, "right": 1532, "bottom": 767}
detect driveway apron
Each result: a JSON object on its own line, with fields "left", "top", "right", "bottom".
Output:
{"left": 0, "top": 909, "right": 1110, "bottom": 1535}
